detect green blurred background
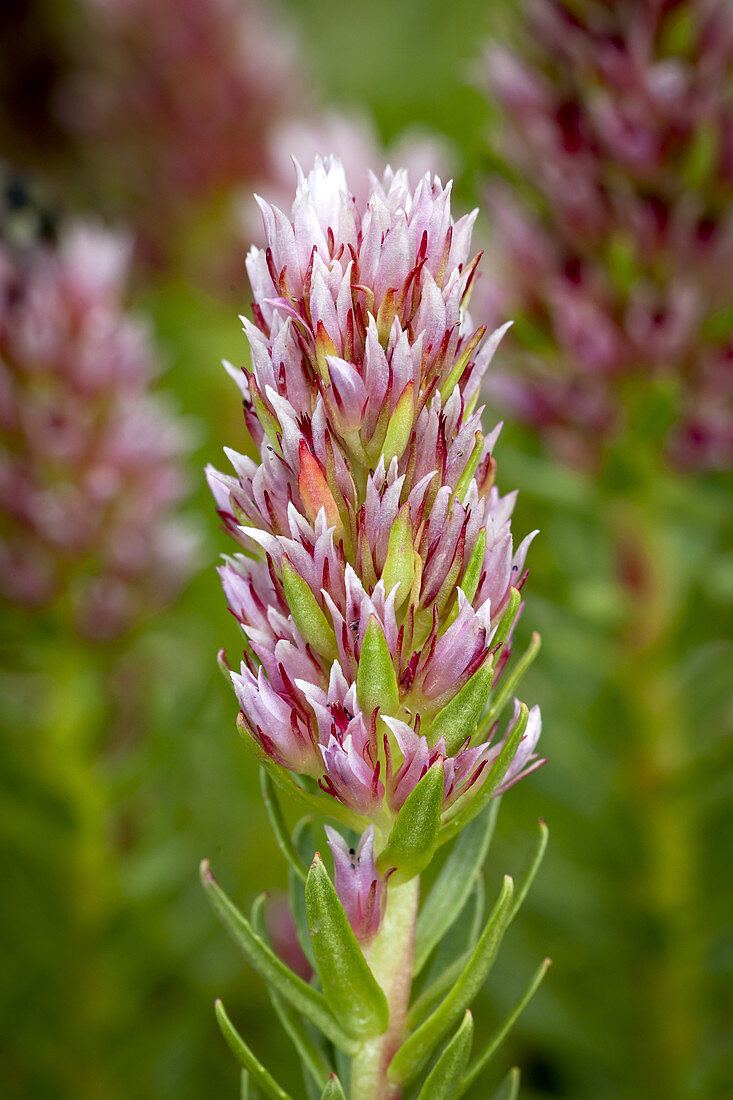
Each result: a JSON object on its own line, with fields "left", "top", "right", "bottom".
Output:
{"left": 1, "top": 1, "right": 732, "bottom": 1098}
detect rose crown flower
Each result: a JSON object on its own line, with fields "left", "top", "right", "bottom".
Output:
{"left": 210, "top": 156, "right": 543, "bottom": 878}
{"left": 0, "top": 219, "right": 198, "bottom": 640}
{"left": 203, "top": 157, "right": 549, "bottom": 1099}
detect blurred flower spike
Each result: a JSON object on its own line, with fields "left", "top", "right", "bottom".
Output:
{"left": 0, "top": 222, "right": 198, "bottom": 640}
{"left": 210, "top": 157, "right": 543, "bottom": 933}
{"left": 481, "top": 0, "right": 733, "bottom": 471}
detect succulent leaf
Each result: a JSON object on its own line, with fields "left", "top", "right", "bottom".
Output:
{"left": 417, "top": 1011, "right": 474, "bottom": 1100}
{"left": 214, "top": 999, "right": 294, "bottom": 1100}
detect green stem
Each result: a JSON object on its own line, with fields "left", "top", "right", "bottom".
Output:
{"left": 350, "top": 877, "right": 420, "bottom": 1100}
{"left": 613, "top": 497, "right": 700, "bottom": 1099}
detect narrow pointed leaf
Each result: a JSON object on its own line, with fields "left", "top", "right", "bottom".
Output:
{"left": 250, "top": 893, "right": 332, "bottom": 1092}
{"left": 414, "top": 798, "right": 499, "bottom": 975}
{"left": 201, "top": 861, "right": 356, "bottom": 1053}
{"left": 320, "top": 1075, "right": 348, "bottom": 1100}
{"left": 289, "top": 818, "right": 316, "bottom": 968}
{"left": 282, "top": 556, "right": 338, "bottom": 661}
{"left": 409, "top": 876, "right": 485, "bottom": 1029}
{"left": 418, "top": 1011, "right": 474, "bottom": 1099}
{"left": 214, "top": 999, "right": 293, "bottom": 1100}
{"left": 389, "top": 875, "right": 514, "bottom": 1085}
{"left": 494, "top": 1068, "right": 520, "bottom": 1100}
{"left": 377, "top": 761, "right": 444, "bottom": 883}
{"left": 357, "top": 615, "right": 399, "bottom": 718}
{"left": 241, "top": 1071, "right": 249, "bottom": 1100}
{"left": 305, "top": 854, "right": 389, "bottom": 1038}
{"left": 458, "top": 959, "right": 551, "bottom": 1097}
{"left": 509, "top": 819, "right": 549, "bottom": 923}
{"left": 446, "top": 532, "right": 487, "bottom": 629}
{"left": 260, "top": 768, "right": 307, "bottom": 882}
{"left": 425, "top": 660, "right": 494, "bottom": 755}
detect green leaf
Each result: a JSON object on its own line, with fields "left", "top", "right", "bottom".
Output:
{"left": 214, "top": 999, "right": 293, "bottom": 1100}
{"left": 410, "top": 876, "right": 486, "bottom": 1029}
{"left": 319, "top": 1075, "right": 348, "bottom": 1100}
{"left": 260, "top": 768, "right": 307, "bottom": 882}
{"left": 493, "top": 1067, "right": 520, "bottom": 1100}
{"left": 250, "top": 893, "right": 332, "bottom": 1093}
{"left": 388, "top": 875, "right": 514, "bottom": 1086}
{"left": 425, "top": 660, "right": 494, "bottom": 755}
{"left": 381, "top": 502, "right": 415, "bottom": 609}
{"left": 241, "top": 1071, "right": 249, "bottom": 1100}
{"left": 414, "top": 798, "right": 499, "bottom": 975}
{"left": 289, "top": 818, "right": 317, "bottom": 969}
{"left": 458, "top": 959, "right": 551, "bottom": 1096}
{"left": 418, "top": 1011, "right": 474, "bottom": 1099}
{"left": 305, "top": 854, "right": 389, "bottom": 1038}
{"left": 376, "top": 761, "right": 444, "bottom": 883}
{"left": 356, "top": 615, "right": 399, "bottom": 718}
{"left": 454, "top": 430, "right": 485, "bottom": 502}
{"left": 200, "top": 861, "right": 356, "bottom": 1053}
{"left": 439, "top": 705, "right": 529, "bottom": 844}
{"left": 509, "top": 818, "right": 549, "bottom": 924}
{"left": 281, "top": 556, "right": 338, "bottom": 661}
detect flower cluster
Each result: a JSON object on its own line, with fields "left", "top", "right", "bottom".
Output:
{"left": 0, "top": 222, "right": 197, "bottom": 640}
{"left": 211, "top": 158, "right": 542, "bottom": 934}
{"left": 481, "top": 0, "right": 733, "bottom": 470}
{"left": 62, "top": 0, "right": 305, "bottom": 274}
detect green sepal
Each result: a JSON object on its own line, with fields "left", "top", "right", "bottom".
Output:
{"left": 260, "top": 768, "right": 307, "bottom": 882}
{"left": 250, "top": 893, "right": 332, "bottom": 1094}
{"left": 305, "top": 854, "right": 389, "bottom": 1039}
{"left": 214, "top": 999, "right": 293, "bottom": 1100}
{"left": 376, "top": 761, "right": 444, "bottom": 883}
{"left": 381, "top": 503, "right": 414, "bottom": 609}
{"left": 381, "top": 381, "right": 415, "bottom": 466}
{"left": 459, "top": 530, "right": 486, "bottom": 605}
{"left": 425, "top": 659, "right": 494, "bottom": 755}
{"left": 319, "top": 1075, "right": 348, "bottom": 1100}
{"left": 418, "top": 1011, "right": 474, "bottom": 1100}
{"left": 281, "top": 556, "right": 338, "bottom": 662}
{"left": 440, "top": 324, "right": 486, "bottom": 401}
{"left": 457, "top": 959, "right": 551, "bottom": 1097}
{"left": 200, "top": 860, "right": 357, "bottom": 1054}
{"left": 479, "top": 632, "right": 541, "bottom": 732}
{"left": 356, "top": 614, "right": 399, "bottom": 719}
{"left": 414, "top": 798, "right": 499, "bottom": 975}
{"left": 491, "top": 587, "right": 521, "bottom": 652}
{"left": 454, "top": 430, "right": 484, "bottom": 502}
{"left": 388, "top": 875, "right": 514, "bottom": 1086}
{"left": 439, "top": 703, "right": 529, "bottom": 845}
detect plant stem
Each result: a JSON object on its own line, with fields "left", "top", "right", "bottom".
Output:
{"left": 350, "top": 876, "right": 420, "bottom": 1100}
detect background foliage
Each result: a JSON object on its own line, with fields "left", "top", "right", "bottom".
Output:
{"left": 1, "top": 1, "right": 731, "bottom": 1098}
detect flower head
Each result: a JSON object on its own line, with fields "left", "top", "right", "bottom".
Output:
{"left": 0, "top": 222, "right": 198, "bottom": 639}
{"left": 212, "top": 157, "right": 542, "bottom": 931}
